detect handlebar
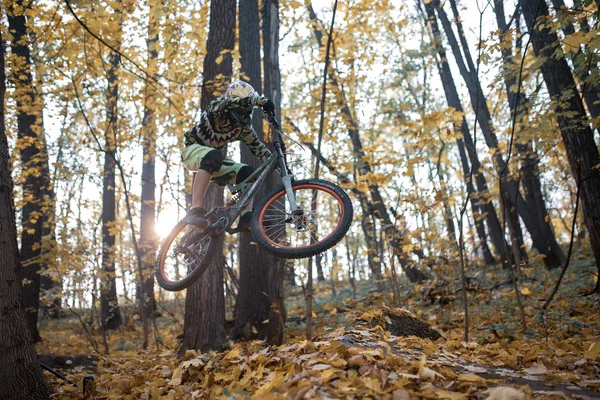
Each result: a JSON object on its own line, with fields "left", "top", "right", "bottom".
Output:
{"left": 264, "top": 110, "right": 281, "bottom": 130}
{"left": 264, "top": 110, "right": 284, "bottom": 150}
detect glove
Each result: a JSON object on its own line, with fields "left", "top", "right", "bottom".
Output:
{"left": 262, "top": 98, "right": 275, "bottom": 113}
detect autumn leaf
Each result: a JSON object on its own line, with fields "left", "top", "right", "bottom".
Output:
{"left": 224, "top": 348, "right": 241, "bottom": 360}
{"left": 458, "top": 373, "right": 486, "bottom": 383}
{"left": 485, "top": 387, "right": 526, "bottom": 400}
{"left": 563, "top": 31, "right": 590, "bottom": 53}
{"left": 583, "top": 342, "right": 600, "bottom": 361}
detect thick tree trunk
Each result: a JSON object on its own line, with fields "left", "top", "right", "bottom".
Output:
{"left": 234, "top": 0, "right": 273, "bottom": 342}
{"left": 521, "top": 0, "right": 600, "bottom": 291}
{"left": 0, "top": 31, "right": 51, "bottom": 399}
{"left": 262, "top": 0, "right": 286, "bottom": 345}
{"left": 434, "top": 0, "right": 565, "bottom": 269}
{"left": 6, "top": 1, "right": 49, "bottom": 342}
{"left": 100, "top": 4, "right": 123, "bottom": 330}
{"left": 138, "top": 0, "right": 159, "bottom": 318}
{"left": 179, "top": 0, "right": 235, "bottom": 355}
{"left": 179, "top": 216, "right": 226, "bottom": 355}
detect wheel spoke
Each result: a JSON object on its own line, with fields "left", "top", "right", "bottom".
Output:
{"left": 258, "top": 183, "right": 346, "bottom": 250}
{"left": 160, "top": 225, "right": 212, "bottom": 285}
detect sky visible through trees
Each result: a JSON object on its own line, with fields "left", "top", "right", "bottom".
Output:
{"left": 4, "top": 0, "right": 597, "bottom": 319}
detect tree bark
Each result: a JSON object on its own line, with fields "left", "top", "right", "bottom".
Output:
{"left": 0, "top": 30, "right": 51, "bottom": 400}
{"left": 179, "top": 0, "right": 235, "bottom": 355}
{"left": 100, "top": 2, "right": 123, "bottom": 330}
{"left": 494, "top": 0, "right": 562, "bottom": 269}
{"left": 521, "top": 0, "right": 600, "bottom": 291}
{"left": 6, "top": 0, "right": 49, "bottom": 341}
{"left": 550, "top": 0, "right": 600, "bottom": 124}
{"left": 434, "top": 0, "right": 565, "bottom": 269}
{"left": 434, "top": 157, "right": 459, "bottom": 250}
{"left": 262, "top": 0, "right": 286, "bottom": 345}
{"left": 28, "top": 32, "right": 60, "bottom": 319}
{"left": 38, "top": 131, "right": 60, "bottom": 319}
{"left": 234, "top": 0, "right": 273, "bottom": 342}
{"left": 138, "top": 0, "right": 159, "bottom": 318}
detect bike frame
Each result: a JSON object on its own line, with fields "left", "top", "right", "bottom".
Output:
{"left": 206, "top": 122, "right": 302, "bottom": 235}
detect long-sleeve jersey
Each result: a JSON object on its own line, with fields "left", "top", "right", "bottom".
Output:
{"left": 184, "top": 95, "right": 272, "bottom": 161}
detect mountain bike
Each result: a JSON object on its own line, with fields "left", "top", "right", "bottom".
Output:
{"left": 155, "top": 112, "right": 353, "bottom": 291}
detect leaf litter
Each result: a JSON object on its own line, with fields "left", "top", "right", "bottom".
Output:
{"left": 38, "top": 270, "right": 599, "bottom": 399}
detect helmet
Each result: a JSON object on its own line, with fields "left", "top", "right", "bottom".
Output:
{"left": 225, "top": 80, "right": 256, "bottom": 98}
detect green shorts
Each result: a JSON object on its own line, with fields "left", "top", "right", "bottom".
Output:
{"left": 181, "top": 143, "right": 246, "bottom": 185}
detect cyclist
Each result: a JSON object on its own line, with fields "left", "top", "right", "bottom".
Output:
{"left": 181, "top": 80, "right": 275, "bottom": 232}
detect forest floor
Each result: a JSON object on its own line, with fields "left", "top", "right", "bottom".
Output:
{"left": 37, "top": 257, "right": 599, "bottom": 399}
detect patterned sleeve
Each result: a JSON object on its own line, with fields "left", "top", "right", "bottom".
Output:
{"left": 210, "top": 93, "right": 262, "bottom": 114}
{"left": 241, "top": 127, "right": 272, "bottom": 161}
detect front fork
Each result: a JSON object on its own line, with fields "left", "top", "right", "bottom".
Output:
{"left": 275, "top": 143, "right": 303, "bottom": 216}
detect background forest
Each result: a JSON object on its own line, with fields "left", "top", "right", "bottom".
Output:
{"left": 1, "top": 0, "right": 599, "bottom": 398}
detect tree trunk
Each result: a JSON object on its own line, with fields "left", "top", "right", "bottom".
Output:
{"left": 440, "top": 0, "right": 526, "bottom": 268}
{"left": 179, "top": 0, "right": 235, "bottom": 355}
{"left": 361, "top": 215, "right": 384, "bottom": 286}
{"left": 31, "top": 39, "right": 60, "bottom": 319}
{"left": 138, "top": 0, "right": 159, "bottom": 318}
{"left": 494, "top": 0, "right": 560, "bottom": 268}
{"left": 0, "top": 30, "right": 51, "bottom": 399}
{"left": 6, "top": 1, "right": 48, "bottom": 342}
{"left": 262, "top": 0, "right": 286, "bottom": 345}
{"left": 434, "top": 158, "right": 459, "bottom": 250}
{"left": 38, "top": 132, "right": 60, "bottom": 319}
{"left": 100, "top": 2, "right": 123, "bottom": 330}
{"left": 233, "top": 0, "right": 273, "bottom": 342}
{"left": 550, "top": 0, "right": 600, "bottom": 124}
{"left": 179, "top": 223, "right": 226, "bottom": 355}
{"left": 434, "top": 0, "right": 565, "bottom": 269}
{"left": 423, "top": 0, "right": 500, "bottom": 265}
{"left": 521, "top": 0, "right": 600, "bottom": 291}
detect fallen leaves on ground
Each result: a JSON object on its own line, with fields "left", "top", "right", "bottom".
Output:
{"left": 38, "top": 266, "right": 599, "bottom": 399}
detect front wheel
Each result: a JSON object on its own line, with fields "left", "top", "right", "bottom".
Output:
{"left": 251, "top": 179, "right": 353, "bottom": 259}
{"left": 155, "top": 222, "right": 220, "bottom": 291}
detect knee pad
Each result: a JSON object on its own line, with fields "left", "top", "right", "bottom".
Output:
{"left": 236, "top": 165, "right": 255, "bottom": 184}
{"left": 199, "top": 150, "right": 224, "bottom": 173}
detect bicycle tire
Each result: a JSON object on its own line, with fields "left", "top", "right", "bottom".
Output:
{"left": 251, "top": 178, "right": 353, "bottom": 259}
{"left": 155, "top": 222, "right": 221, "bottom": 291}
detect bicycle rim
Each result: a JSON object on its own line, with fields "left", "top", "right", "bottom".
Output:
{"left": 157, "top": 223, "right": 214, "bottom": 290}
{"left": 257, "top": 182, "right": 347, "bottom": 250}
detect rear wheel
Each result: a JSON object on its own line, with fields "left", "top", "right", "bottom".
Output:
{"left": 251, "top": 179, "right": 353, "bottom": 259}
{"left": 155, "top": 222, "right": 220, "bottom": 291}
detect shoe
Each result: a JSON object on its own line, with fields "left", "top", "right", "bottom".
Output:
{"left": 233, "top": 211, "right": 252, "bottom": 233}
{"left": 182, "top": 208, "right": 208, "bottom": 228}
